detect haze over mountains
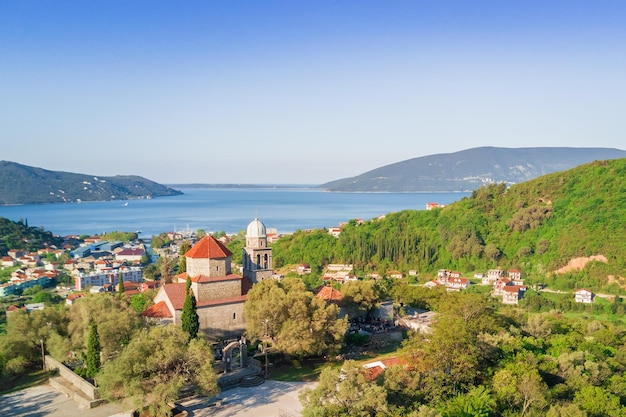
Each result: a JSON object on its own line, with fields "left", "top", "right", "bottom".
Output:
{"left": 2, "top": 146, "right": 626, "bottom": 205}
{"left": 321, "top": 147, "right": 626, "bottom": 192}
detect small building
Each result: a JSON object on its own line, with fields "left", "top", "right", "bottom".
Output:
{"left": 66, "top": 293, "right": 86, "bottom": 306}
{"left": 508, "top": 269, "right": 522, "bottom": 281}
{"left": 296, "top": 263, "right": 311, "bottom": 275}
{"left": 387, "top": 270, "right": 403, "bottom": 279}
{"left": 446, "top": 277, "right": 470, "bottom": 291}
{"left": 575, "top": 289, "right": 595, "bottom": 303}
{"left": 115, "top": 248, "right": 145, "bottom": 264}
{"left": 501, "top": 285, "right": 527, "bottom": 305}
{"left": 328, "top": 226, "right": 341, "bottom": 238}
{"left": 1, "top": 256, "right": 16, "bottom": 267}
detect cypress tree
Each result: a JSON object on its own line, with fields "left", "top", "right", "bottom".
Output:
{"left": 85, "top": 321, "right": 101, "bottom": 379}
{"left": 117, "top": 271, "right": 124, "bottom": 295}
{"left": 181, "top": 277, "right": 199, "bottom": 340}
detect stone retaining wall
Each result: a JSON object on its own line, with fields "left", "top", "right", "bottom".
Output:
{"left": 44, "top": 355, "right": 99, "bottom": 400}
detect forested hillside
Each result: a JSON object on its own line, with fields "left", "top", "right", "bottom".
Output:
{"left": 0, "top": 161, "right": 182, "bottom": 205}
{"left": 274, "top": 159, "right": 626, "bottom": 293}
{"left": 0, "top": 217, "right": 62, "bottom": 256}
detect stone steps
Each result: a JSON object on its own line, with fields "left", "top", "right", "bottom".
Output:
{"left": 238, "top": 375, "right": 265, "bottom": 388}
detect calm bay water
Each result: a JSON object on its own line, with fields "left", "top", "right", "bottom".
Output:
{"left": 0, "top": 188, "right": 469, "bottom": 237}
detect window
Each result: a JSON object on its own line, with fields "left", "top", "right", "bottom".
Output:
{"left": 233, "top": 312, "right": 237, "bottom": 320}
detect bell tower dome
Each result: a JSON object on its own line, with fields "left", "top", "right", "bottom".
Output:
{"left": 242, "top": 218, "right": 273, "bottom": 283}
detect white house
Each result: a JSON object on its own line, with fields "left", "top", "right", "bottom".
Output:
{"left": 575, "top": 289, "right": 595, "bottom": 303}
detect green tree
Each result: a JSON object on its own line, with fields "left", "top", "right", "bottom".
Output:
{"left": 117, "top": 271, "right": 124, "bottom": 295}
{"left": 493, "top": 361, "right": 547, "bottom": 417}
{"left": 178, "top": 241, "right": 191, "bottom": 273}
{"left": 97, "top": 326, "right": 219, "bottom": 417}
{"left": 85, "top": 321, "right": 101, "bottom": 379}
{"left": 574, "top": 386, "right": 624, "bottom": 417}
{"left": 129, "top": 292, "right": 153, "bottom": 314}
{"left": 341, "top": 279, "right": 382, "bottom": 318}
{"left": 181, "top": 277, "right": 199, "bottom": 340}
{"left": 67, "top": 294, "right": 143, "bottom": 361}
{"left": 0, "top": 307, "right": 69, "bottom": 379}
{"left": 300, "top": 360, "right": 388, "bottom": 417}
{"left": 244, "top": 278, "right": 348, "bottom": 358}
{"left": 443, "top": 386, "right": 495, "bottom": 417}
{"left": 158, "top": 254, "right": 174, "bottom": 284}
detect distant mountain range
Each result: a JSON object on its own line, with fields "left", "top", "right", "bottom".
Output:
{"left": 0, "top": 161, "right": 182, "bottom": 205}
{"left": 321, "top": 147, "right": 626, "bottom": 192}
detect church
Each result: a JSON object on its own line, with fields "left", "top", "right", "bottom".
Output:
{"left": 143, "top": 218, "right": 273, "bottom": 339}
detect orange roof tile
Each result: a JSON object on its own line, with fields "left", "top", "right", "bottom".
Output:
{"left": 142, "top": 301, "right": 173, "bottom": 318}
{"left": 316, "top": 286, "right": 344, "bottom": 303}
{"left": 185, "top": 236, "right": 232, "bottom": 259}
{"left": 162, "top": 283, "right": 188, "bottom": 310}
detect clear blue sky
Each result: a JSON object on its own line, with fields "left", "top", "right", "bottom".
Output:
{"left": 1, "top": 1, "right": 625, "bottom": 184}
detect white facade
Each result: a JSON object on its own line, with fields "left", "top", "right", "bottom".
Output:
{"left": 74, "top": 266, "right": 143, "bottom": 291}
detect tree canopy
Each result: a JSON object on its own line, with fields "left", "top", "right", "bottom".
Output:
{"left": 97, "top": 325, "right": 219, "bottom": 417}
{"left": 244, "top": 277, "right": 348, "bottom": 358}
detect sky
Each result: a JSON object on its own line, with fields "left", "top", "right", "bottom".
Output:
{"left": 1, "top": 1, "right": 625, "bottom": 184}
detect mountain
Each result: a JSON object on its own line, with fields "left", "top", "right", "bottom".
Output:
{"left": 321, "top": 146, "right": 626, "bottom": 192}
{"left": 275, "top": 158, "right": 626, "bottom": 290}
{"left": 0, "top": 161, "right": 183, "bottom": 205}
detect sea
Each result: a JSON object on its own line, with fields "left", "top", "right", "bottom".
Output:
{"left": 0, "top": 187, "right": 469, "bottom": 238}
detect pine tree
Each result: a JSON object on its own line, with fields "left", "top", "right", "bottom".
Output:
{"left": 117, "top": 271, "right": 124, "bottom": 295}
{"left": 85, "top": 321, "right": 101, "bottom": 379}
{"left": 181, "top": 277, "right": 199, "bottom": 340}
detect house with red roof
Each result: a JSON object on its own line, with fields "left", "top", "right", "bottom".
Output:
{"left": 501, "top": 285, "right": 527, "bottom": 305}
{"left": 144, "top": 218, "right": 273, "bottom": 340}
{"left": 115, "top": 247, "right": 145, "bottom": 264}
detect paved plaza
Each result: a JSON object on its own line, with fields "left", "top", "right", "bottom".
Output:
{"left": 0, "top": 380, "right": 314, "bottom": 417}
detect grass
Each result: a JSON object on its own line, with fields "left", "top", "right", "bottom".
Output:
{"left": 269, "top": 358, "right": 339, "bottom": 382}
{"left": 269, "top": 335, "right": 407, "bottom": 382}
{"left": 0, "top": 369, "right": 52, "bottom": 395}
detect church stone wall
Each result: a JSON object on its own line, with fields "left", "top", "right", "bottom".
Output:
{"left": 187, "top": 257, "right": 230, "bottom": 277}
{"left": 198, "top": 302, "right": 245, "bottom": 339}
{"left": 193, "top": 279, "right": 241, "bottom": 303}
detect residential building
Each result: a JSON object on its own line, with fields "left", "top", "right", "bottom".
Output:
{"left": 73, "top": 266, "right": 143, "bottom": 291}
{"left": 575, "top": 289, "right": 595, "bottom": 303}
{"left": 502, "top": 285, "right": 527, "bottom": 305}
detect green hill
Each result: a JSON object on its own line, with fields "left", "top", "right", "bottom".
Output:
{"left": 0, "top": 217, "right": 63, "bottom": 256}
{"left": 275, "top": 159, "right": 626, "bottom": 293}
{"left": 0, "top": 161, "right": 182, "bottom": 205}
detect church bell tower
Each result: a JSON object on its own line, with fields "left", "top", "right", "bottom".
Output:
{"left": 242, "top": 218, "right": 273, "bottom": 283}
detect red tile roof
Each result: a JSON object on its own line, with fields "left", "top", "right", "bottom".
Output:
{"left": 503, "top": 285, "right": 526, "bottom": 293}
{"left": 117, "top": 248, "right": 144, "bottom": 256}
{"left": 162, "top": 283, "right": 188, "bottom": 310}
{"left": 316, "top": 286, "right": 344, "bottom": 303}
{"left": 142, "top": 301, "right": 173, "bottom": 318}
{"left": 185, "top": 236, "right": 232, "bottom": 259}
{"left": 67, "top": 293, "right": 86, "bottom": 301}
